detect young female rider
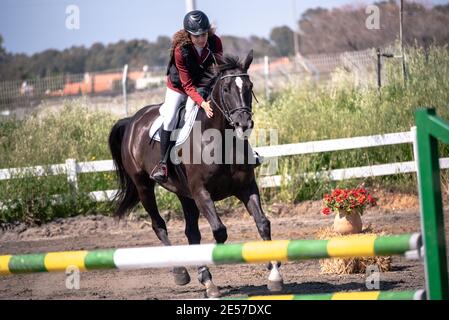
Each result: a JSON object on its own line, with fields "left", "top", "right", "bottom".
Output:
{"left": 151, "top": 10, "right": 222, "bottom": 183}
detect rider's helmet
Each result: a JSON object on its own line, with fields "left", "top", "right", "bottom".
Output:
{"left": 183, "top": 10, "right": 211, "bottom": 36}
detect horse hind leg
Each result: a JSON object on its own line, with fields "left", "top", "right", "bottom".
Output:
{"left": 267, "top": 262, "right": 283, "bottom": 292}
{"left": 178, "top": 195, "right": 220, "bottom": 298}
{"left": 198, "top": 266, "right": 220, "bottom": 298}
{"left": 135, "top": 175, "right": 191, "bottom": 286}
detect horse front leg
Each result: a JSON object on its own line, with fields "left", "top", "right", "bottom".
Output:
{"left": 236, "top": 179, "right": 284, "bottom": 292}
{"left": 177, "top": 195, "right": 215, "bottom": 296}
{"left": 191, "top": 188, "right": 227, "bottom": 298}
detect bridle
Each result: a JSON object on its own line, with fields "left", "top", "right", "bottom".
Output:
{"left": 209, "top": 73, "right": 256, "bottom": 127}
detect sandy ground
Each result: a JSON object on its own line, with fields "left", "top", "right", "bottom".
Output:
{"left": 0, "top": 191, "right": 448, "bottom": 300}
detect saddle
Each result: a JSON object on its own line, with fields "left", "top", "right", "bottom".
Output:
{"left": 148, "top": 100, "right": 200, "bottom": 146}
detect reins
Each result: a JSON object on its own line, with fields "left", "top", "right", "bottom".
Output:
{"left": 208, "top": 73, "right": 255, "bottom": 127}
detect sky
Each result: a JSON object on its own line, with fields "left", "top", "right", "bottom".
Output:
{"left": 1, "top": 0, "right": 448, "bottom": 55}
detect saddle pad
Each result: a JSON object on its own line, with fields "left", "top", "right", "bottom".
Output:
{"left": 149, "top": 102, "right": 200, "bottom": 147}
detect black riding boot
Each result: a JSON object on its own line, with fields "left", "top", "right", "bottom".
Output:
{"left": 151, "top": 129, "right": 173, "bottom": 183}
{"left": 253, "top": 150, "right": 264, "bottom": 168}
{"left": 248, "top": 145, "right": 263, "bottom": 168}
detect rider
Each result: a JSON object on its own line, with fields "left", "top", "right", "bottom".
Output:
{"left": 151, "top": 10, "right": 221, "bottom": 183}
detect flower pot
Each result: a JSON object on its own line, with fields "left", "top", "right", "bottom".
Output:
{"left": 333, "top": 210, "right": 363, "bottom": 234}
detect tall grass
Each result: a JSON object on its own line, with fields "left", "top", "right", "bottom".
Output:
{"left": 0, "top": 100, "right": 116, "bottom": 167}
{"left": 254, "top": 45, "right": 449, "bottom": 203}
{"left": 0, "top": 102, "right": 118, "bottom": 224}
{"left": 1, "top": 46, "right": 448, "bottom": 223}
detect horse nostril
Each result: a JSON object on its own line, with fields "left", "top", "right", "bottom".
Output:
{"left": 248, "top": 120, "right": 254, "bottom": 128}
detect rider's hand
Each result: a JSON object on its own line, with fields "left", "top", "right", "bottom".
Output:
{"left": 201, "top": 100, "right": 213, "bottom": 118}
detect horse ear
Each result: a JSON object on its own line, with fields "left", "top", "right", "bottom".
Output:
{"left": 212, "top": 54, "right": 223, "bottom": 75}
{"left": 215, "top": 53, "right": 224, "bottom": 65}
{"left": 242, "top": 50, "right": 253, "bottom": 71}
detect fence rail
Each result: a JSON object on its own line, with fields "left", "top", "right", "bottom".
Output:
{"left": 1, "top": 126, "right": 448, "bottom": 203}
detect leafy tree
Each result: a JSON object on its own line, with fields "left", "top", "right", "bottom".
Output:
{"left": 1, "top": 1, "right": 449, "bottom": 81}
{"left": 298, "top": 2, "right": 449, "bottom": 54}
{"left": 0, "top": 35, "right": 6, "bottom": 58}
{"left": 270, "top": 26, "right": 295, "bottom": 57}
{"left": 435, "top": 3, "right": 449, "bottom": 13}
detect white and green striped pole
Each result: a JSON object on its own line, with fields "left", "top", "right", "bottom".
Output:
{"left": 1, "top": 233, "right": 420, "bottom": 275}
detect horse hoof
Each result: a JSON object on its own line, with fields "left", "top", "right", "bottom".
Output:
{"left": 205, "top": 284, "right": 221, "bottom": 298}
{"left": 173, "top": 267, "right": 191, "bottom": 286}
{"left": 267, "top": 280, "right": 283, "bottom": 292}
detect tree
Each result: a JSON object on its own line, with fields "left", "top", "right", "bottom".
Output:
{"left": 0, "top": 34, "right": 7, "bottom": 63}
{"left": 435, "top": 3, "right": 449, "bottom": 13}
{"left": 270, "top": 26, "right": 295, "bottom": 57}
{"left": 297, "top": 2, "right": 449, "bottom": 54}
{"left": 0, "top": 35, "right": 4, "bottom": 52}
{"left": 2, "top": 1, "right": 449, "bottom": 81}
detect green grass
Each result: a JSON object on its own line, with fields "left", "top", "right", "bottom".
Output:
{"left": 1, "top": 45, "right": 448, "bottom": 223}
{"left": 253, "top": 45, "right": 449, "bottom": 203}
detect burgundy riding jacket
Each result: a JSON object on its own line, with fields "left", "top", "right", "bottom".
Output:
{"left": 167, "top": 35, "right": 223, "bottom": 106}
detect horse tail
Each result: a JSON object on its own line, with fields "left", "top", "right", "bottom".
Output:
{"left": 108, "top": 117, "right": 139, "bottom": 218}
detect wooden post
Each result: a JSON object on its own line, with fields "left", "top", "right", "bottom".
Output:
{"left": 122, "top": 64, "right": 129, "bottom": 117}
{"left": 66, "top": 158, "right": 78, "bottom": 192}
{"left": 264, "top": 56, "right": 271, "bottom": 101}
{"left": 400, "top": 0, "right": 407, "bottom": 85}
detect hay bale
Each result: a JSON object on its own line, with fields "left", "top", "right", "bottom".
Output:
{"left": 316, "top": 225, "right": 392, "bottom": 275}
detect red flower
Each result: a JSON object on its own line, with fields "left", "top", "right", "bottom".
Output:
{"left": 358, "top": 195, "right": 366, "bottom": 204}
{"left": 321, "top": 187, "right": 377, "bottom": 216}
{"left": 368, "top": 195, "right": 377, "bottom": 206}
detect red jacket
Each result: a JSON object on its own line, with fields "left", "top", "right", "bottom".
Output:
{"left": 167, "top": 35, "right": 223, "bottom": 106}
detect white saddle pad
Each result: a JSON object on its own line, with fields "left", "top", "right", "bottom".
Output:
{"left": 149, "top": 103, "right": 200, "bottom": 146}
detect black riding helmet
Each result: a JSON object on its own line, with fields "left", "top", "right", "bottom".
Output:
{"left": 183, "top": 10, "right": 210, "bottom": 36}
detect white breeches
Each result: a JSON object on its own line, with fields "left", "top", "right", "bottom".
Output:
{"left": 159, "top": 87, "right": 196, "bottom": 131}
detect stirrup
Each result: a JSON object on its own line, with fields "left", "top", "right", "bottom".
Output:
{"left": 150, "top": 162, "right": 168, "bottom": 182}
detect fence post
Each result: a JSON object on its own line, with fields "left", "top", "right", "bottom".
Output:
{"left": 411, "top": 126, "right": 419, "bottom": 174}
{"left": 66, "top": 158, "right": 79, "bottom": 192}
{"left": 376, "top": 48, "right": 382, "bottom": 91}
{"left": 122, "top": 64, "right": 129, "bottom": 117}
{"left": 264, "top": 56, "right": 271, "bottom": 101}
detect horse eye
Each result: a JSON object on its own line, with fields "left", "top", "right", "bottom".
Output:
{"left": 223, "top": 87, "right": 229, "bottom": 93}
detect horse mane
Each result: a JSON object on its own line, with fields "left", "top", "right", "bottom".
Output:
{"left": 215, "top": 55, "right": 242, "bottom": 73}
{"left": 201, "top": 54, "right": 243, "bottom": 94}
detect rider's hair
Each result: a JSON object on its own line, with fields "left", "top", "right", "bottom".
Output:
{"left": 170, "top": 28, "right": 217, "bottom": 54}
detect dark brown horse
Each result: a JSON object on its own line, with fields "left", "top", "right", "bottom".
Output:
{"left": 108, "top": 50, "right": 282, "bottom": 297}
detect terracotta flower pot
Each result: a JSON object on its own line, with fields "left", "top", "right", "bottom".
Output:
{"left": 333, "top": 209, "right": 363, "bottom": 234}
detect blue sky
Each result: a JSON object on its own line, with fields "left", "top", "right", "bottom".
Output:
{"left": 1, "top": 0, "right": 448, "bottom": 55}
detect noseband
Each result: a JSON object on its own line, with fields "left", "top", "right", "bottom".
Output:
{"left": 209, "top": 73, "right": 254, "bottom": 127}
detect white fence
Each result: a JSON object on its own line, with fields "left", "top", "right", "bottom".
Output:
{"left": 1, "top": 126, "right": 448, "bottom": 202}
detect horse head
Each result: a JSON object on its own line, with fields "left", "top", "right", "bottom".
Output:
{"left": 209, "top": 50, "right": 255, "bottom": 140}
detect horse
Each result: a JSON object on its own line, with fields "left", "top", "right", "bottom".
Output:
{"left": 108, "top": 50, "right": 282, "bottom": 298}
